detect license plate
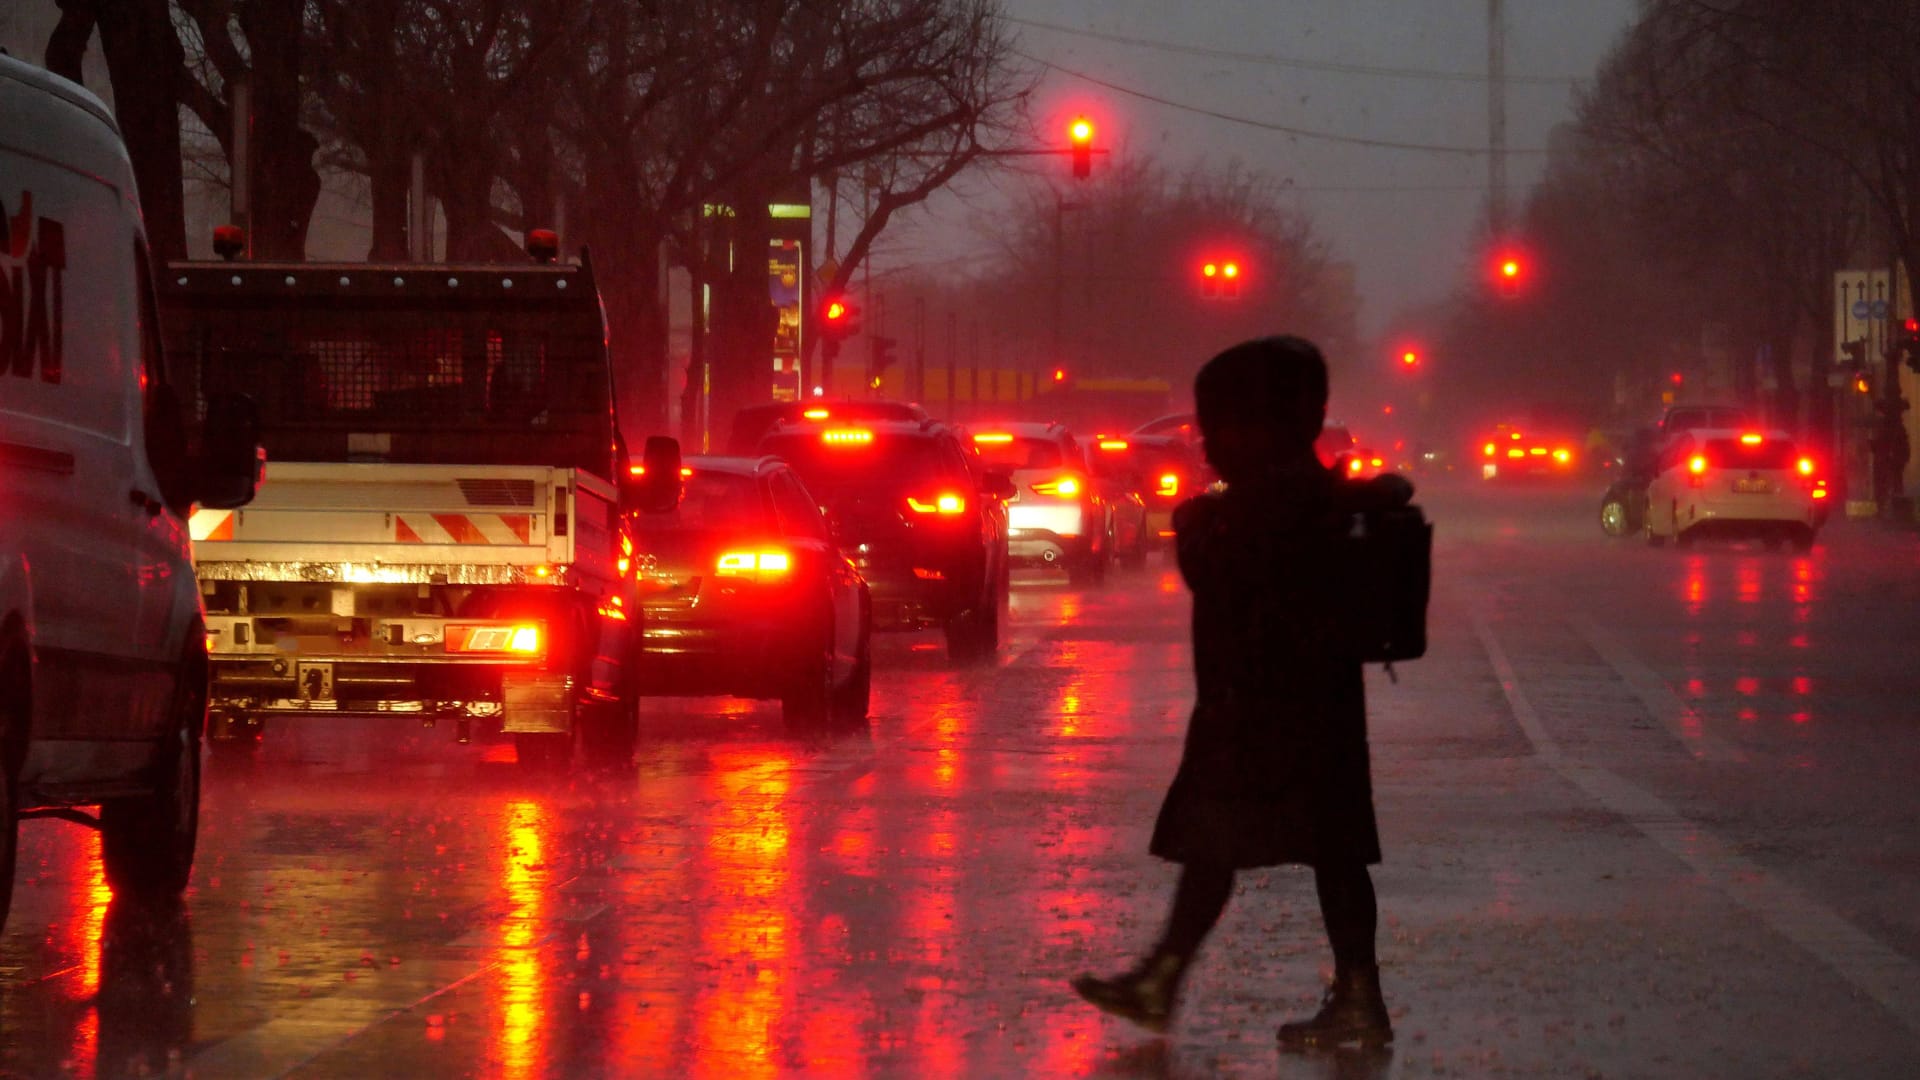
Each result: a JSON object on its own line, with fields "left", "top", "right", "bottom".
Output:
{"left": 1734, "top": 478, "right": 1772, "bottom": 494}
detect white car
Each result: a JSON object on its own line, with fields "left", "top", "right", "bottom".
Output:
{"left": 1643, "top": 429, "right": 1826, "bottom": 550}
{"left": 970, "top": 422, "right": 1112, "bottom": 584}
{"left": 0, "top": 55, "right": 260, "bottom": 931}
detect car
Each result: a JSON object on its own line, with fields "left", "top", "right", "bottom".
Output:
{"left": 628, "top": 456, "right": 871, "bottom": 729}
{"left": 1479, "top": 425, "right": 1580, "bottom": 480}
{"left": 1317, "top": 422, "right": 1358, "bottom": 470}
{"left": 756, "top": 419, "right": 1011, "bottom": 661}
{"left": 1642, "top": 429, "right": 1827, "bottom": 550}
{"left": 727, "top": 398, "right": 929, "bottom": 455}
{"left": 970, "top": 422, "right": 1116, "bottom": 584}
{"left": 0, "top": 55, "right": 262, "bottom": 931}
{"left": 1344, "top": 446, "right": 1389, "bottom": 480}
{"left": 1094, "top": 434, "right": 1208, "bottom": 548}
{"left": 1659, "top": 403, "right": 1758, "bottom": 438}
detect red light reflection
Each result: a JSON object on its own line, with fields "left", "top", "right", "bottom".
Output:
{"left": 495, "top": 799, "right": 551, "bottom": 1080}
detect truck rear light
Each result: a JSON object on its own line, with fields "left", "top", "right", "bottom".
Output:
{"left": 906, "top": 494, "right": 967, "bottom": 514}
{"left": 446, "top": 623, "right": 545, "bottom": 654}
{"left": 717, "top": 550, "right": 792, "bottom": 577}
{"left": 1029, "top": 476, "right": 1081, "bottom": 497}
{"left": 1157, "top": 473, "right": 1179, "bottom": 497}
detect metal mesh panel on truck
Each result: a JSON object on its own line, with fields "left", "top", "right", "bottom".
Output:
{"left": 159, "top": 263, "right": 617, "bottom": 480}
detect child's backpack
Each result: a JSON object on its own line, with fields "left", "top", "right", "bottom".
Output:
{"left": 1334, "top": 503, "right": 1432, "bottom": 668}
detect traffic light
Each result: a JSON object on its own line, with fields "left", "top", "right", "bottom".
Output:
{"left": 1200, "top": 260, "right": 1242, "bottom": 299}
{"left": 867, "top": 335, "right": 898, "bottom": 389}
{"left": 1400, "top": 348, "right": 1420, "bottom": 369}
{"left": 1051, "top": 366, "right": 1069, "bottom": 385}
{"left": 1899, "top": 318, "right": 1920, "bottom": 374}
{"left": 820, "top": 295, "right": 861, "bottom": 341}
{"left": 1493, "top": 250, "right": 1526, "bottom": 297}
{"left": 1069, "top": 116, "right": 1094, "bottom": 179}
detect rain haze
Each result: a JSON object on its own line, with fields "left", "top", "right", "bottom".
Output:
{"left": 4, "top": 3, "right": 1920, "bottom": 1078}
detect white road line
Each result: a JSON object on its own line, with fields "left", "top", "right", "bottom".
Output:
{"left": 1568, "top": 614, "right": 1747, "bottom": 763}
{"left": 1471, "top": 612, "right": 1920, "bottom": 1039}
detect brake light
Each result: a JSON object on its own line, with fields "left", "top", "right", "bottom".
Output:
{"left": 716, "top": 550, "right": 792, "bottom": 577}
{"left": 1528, "top": 447, "right": 1547, "bottom": 456}
{"left": 1157, "top": 473, "right": 1179, "bottom": 497}
{"left": 1370, "top": 457, "right": 1384, "bottom": 468}
{"left": 446, "top": 623, "right": 544, "bottom": 654}
{"left": 1812, "top": 486, "right": 1829, "bottom": 499}
{"left": 822, "top": 430, "right": 872, "bottom": 445}
{"left": 1506, "top": 449, "right": 1524, "bottom": 459}
{"left": 1689, "top": 455, "right": 1708, "bottom": 474}
{"left": 627, "top": 465, "right": 693, "bottom": 477}
{"left": 1030, "top": 476, "right": 1081, "bottom": 497}
{"left": 1348, "top": 458, "right": 1364, "bottom": 474}
{"left": 1098, "top": 439, "right": 1129, "bottom": 451}
{"left": 802, "top": 408, "right": 830, "bottom": 420}
{"left": 1740, "top": 432, "right": 1764, "bottom": 445}
{"left": 1797, "top": 457, "right": 1815, "bottom": 476}
{"left": 974, "top": 433, "right": 1014, "bottom": 444}
{"left": 907, "top": 494, "right": 967, "bottom": 514}
{"left": 1483, "top": 442, "right": 1496, "bottom": 456}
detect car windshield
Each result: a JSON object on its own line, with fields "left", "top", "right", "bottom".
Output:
{"left": 1700, "top": 438, "right": 1799, "bottom": 470}
{"left": 973, "top": 436, "right": 1064, "bottom": 471}
{"left": 760, "top": 432, "right": 955, "bottom": 498}
{"left": 647, "top": 472, "right": 767, "bottom": 532}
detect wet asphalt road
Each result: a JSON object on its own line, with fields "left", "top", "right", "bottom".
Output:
{"left": 4, "top": 477, "right": 1920, "bottom": 1078}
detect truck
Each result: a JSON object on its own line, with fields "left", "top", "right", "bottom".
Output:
{"left": 161, "top": 247, "right": 651, "bottom": 770}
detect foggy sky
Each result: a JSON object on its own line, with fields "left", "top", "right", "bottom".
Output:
{"left": 884, "top": 0, "right": 1639, "bottom": 342}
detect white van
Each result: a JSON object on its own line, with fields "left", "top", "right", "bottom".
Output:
{"left": 0, "top": 54, "right": 259, "bottom": 931}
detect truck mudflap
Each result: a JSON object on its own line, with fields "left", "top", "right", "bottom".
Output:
{"left": 501, "top": 674, "right": 574, "bottom": 734}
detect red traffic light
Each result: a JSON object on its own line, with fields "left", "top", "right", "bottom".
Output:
{"left": 1069, "top": 117, "right": 1094, "bottom": 145}
{"left": 1052, "top": 367, "right": 1068, "bottom": 383}
{"left": 1401, "top": 349, "right": 1420, "bottom": 368}
{"left": 1491, "top": 249, "right": 1527, "bottom": 297}
{"left": 1069, "top": 116, "right": 1094, "bottom": 178}
{"left": 825, "top": 299, "right": 848, "bottom": 321}
{"left": 820, "top": 294, "right": 861, "bottom": 341}
{"left": 1200, "top": 259, "right": 1242, "bottom": 298}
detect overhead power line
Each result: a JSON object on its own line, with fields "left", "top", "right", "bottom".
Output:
{"left": 1007, "top": 16, "right": 1582, "bottom": 86}
{"left": 1018, "top": 51, "right": 1550, "bottom": 156}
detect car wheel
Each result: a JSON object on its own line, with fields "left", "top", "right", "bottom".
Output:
{"left": 581, "top": 696, "right": 638, "bottom": 770}
{"left": 0, "top": 642, "right": 21, "bottom": 934}
{"left": 782, "top": 649, "right": 833, "bottom": 731}
{"left": 1599, "top": 497, "right": 1632, "bottom": 537}
{"left": 101, "top": 643, "right": 204, "bottom": 897}
{"left": 830, "top": 638, "right": 872, "bottom": 729}
{"left": 1067, "top": 550, "right": 1108, "bottom": 587}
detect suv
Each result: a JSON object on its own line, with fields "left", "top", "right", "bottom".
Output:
{"left": 1644, "top": 429, "right": 1824, "bottom": 550}
{"left": 1, "top": 56, "right": 261, "bottom": 930}
{"left": 757, "top": 420, "right": 1011, "bottom": 661}
{"left": 629, "top": 456, "right": 871, "bottom": 729}
{"left": 970, "top": 422, "right": 1112, "bottom": 584}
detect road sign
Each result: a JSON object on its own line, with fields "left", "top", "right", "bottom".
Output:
{"left": 1853, "top": 300, "right": 1871, "bottom": 320}
{"left": 1872, "top": 299, "right": 1890, "bottom": 319}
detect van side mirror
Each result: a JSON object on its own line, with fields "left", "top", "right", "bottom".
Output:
{"left": 622, "top": 435, "right": 684, "bottom": 514}
{"left": 196, "top": 392, "right": 264, "bottom": 510}
{"left": 980, "top": 468, "right": 1017, "bottom": 502}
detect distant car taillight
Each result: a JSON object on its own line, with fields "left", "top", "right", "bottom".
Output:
{"left": 1797, "top": 457, "right": 1815, "bottom": 476}
{"left": 906, "top": 494, "right": 967, "bottom": 514}
{"left": 1688, "top": 454, "right": 1709, "bottom": 488}
{"left": 1157, "top": 473, "right": 1180, "bottom": 498}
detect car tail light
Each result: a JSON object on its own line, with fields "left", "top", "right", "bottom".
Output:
{"left": 1740, "top": 432, "right": 1764, "bottom": 445}
{"left": 973, "top": 432, "right": 1014, "bottom": 444}
{"left": 1029, "top": 476, "right": 1081, "bottom": 497}
{"left": 1098, "top": 439, "right": 1129, "bottom": 451}
{"left": 1347, "top": 458, "right": 1364, "bottom": 475}
{"left": 1483, "top": 442, "right": 1496, "bottom": 456}
{"left": 1506, "top": 448, "right": 1524, "bottom": 459}
{"left": 802, "top": 408, "right": 831, "bottom": 420}
{"left": 1157, "top": 473, "right": 1179, "bottom": 497}
{"left": 822, "top": 429, "right": 872, "bottom": 445}
{"left": 1552, "top": 449, "right": 1571, "bottom": 464}
{"left": 1688, "top": 454, "right": 1708, "bottom": 488}
{"left": 1812, "top": 484, "right": 1830, "bottom": 500}
{"left": 716, "top": 550, "right": 793, "bottom": 578}
{"left": 1797, "top": 457, "right": 1815, "bottom": 476}
{"left": 446, "top": 623, "right": 544, "bottom": 654}
{"left": 907, "top": 493, "right": 967, "bottom": 514}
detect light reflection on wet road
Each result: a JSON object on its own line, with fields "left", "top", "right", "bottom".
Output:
{"left": 4, "top": 479, "right": 1920, "bottom": 1077}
